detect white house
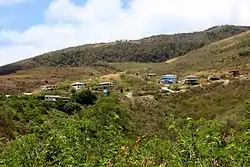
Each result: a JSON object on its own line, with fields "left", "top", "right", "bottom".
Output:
{"left": 70, "top": 82, "right": 85, "bottom": 90}
{"left": 98, "top": 82, "right": 115, "bottom": 89}
{"left": 45, "top": 95, "right": 70, "bottom": 102}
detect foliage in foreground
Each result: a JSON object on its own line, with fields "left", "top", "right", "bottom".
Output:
{"left": 0, "top": 94, "right": 249, "bottom": 166}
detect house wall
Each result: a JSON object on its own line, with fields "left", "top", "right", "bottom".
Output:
{"left": 72, "top": 84, "right": 84, "bottom": 90}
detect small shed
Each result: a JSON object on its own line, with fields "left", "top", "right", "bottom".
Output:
{"left": 148, "top": 73, "right": 157, "bottom": 77}
{"left": 40, "top": 85, "right": 56, "bottom": 91}
{"left": 23, "top": 93, "right": 33, "bottom": 96}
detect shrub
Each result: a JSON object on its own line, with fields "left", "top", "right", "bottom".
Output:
{"left": 63, "top": 102, "right": 82, "bottom": 115}
{"left": 72, "top": 90, "right": 97, "bottom": 106}
{"left": 56, "top": 81, "right": 71, "bottom": 91}
{"left": 70, "top": 87, "right": 76, "bottom": 94}
{"left": 238, "top": 47, "right": 250, "bottom": 57}
{"left": 170, "top": 84, "right": 181, "bottom": 91}
{"left": 0, "top": 106, "right": 15, "bottom": 139}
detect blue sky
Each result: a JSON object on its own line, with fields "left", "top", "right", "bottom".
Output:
{"left": 0, "top": 0, "right": 87, "bottom": 31}
{"left": 0, "top": 0, "right": 49, "bottom": 31}
{"left": 0, "top": 0, "right": 249, "bottom": 66}
{"left": 0, "top": 0, "right": 131, "bottom": 31}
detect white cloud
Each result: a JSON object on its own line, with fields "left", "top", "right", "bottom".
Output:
{"left": 0, "top": 0, "right": 33, "bottom": 5}
{"left": 0, "top": 0, "right": 250, "bottom": 66}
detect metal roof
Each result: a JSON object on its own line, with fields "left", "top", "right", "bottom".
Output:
{"left": 98, "top": 82, "right": 114, "bottom": 85}
{"left": 70, "top": 82, "right": 84, "bottom": 85}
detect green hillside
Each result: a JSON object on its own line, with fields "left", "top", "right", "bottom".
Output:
{"left": 166, "top": 30, "right": 250, "bottom": 74}
{"left": 113, "top": 30, "right": 250, "bottom": 76}
{"left": 0, "top": 87, "right": 249, "bottom": 166}
{"left": 0, "top": 25, "right": 249, "bottom": 75}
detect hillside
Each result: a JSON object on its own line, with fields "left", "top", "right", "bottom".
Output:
{"left": 0, "top": 83, "right": 249, "bottom": 166}
{"left": 113, "top": 30, "right": 250, "bottom": 76}
{"left": 0, "top": 25, "right": 250, "bottom": 75}
{"left": 0, "top": 67, "right": 115, "bottom": 94}
{"left": 1, "top": 29, "right": 250, "bottom": 94}
{"left": 165, "top": 30, "right": 250, "bottom": 74}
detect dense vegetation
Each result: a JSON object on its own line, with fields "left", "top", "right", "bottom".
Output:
{"left": 0, "top": 25, "right": 249, "bottom": 75}
{"left": 0, "top": 80, "right": 249, "bottom": 166}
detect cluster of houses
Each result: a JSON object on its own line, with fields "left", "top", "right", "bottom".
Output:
{"left": 5, "top": 69, "right": 243, "bottom": 101}
{"left": 40, "top": 81, "right": 115, "bottom": 92}
{"left": 39, "top": 81, "right": 116, "bottom": 102}
{"left": 159, "top": 74, "right": 199, "bottom": 85}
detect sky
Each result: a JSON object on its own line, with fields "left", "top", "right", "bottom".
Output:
{"left": 0, "top": 0, "right": 250, "bottom": 66}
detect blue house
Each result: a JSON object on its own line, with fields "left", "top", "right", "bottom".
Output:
{"left": 160, "top": 75, "right": 178, "bottom": 85}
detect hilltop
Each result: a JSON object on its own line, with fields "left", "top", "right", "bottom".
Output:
{"left": 0, "top": 25, "right": 250, "bottom": 75}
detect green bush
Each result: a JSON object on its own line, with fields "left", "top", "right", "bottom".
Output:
{"left": 170, "top": 84, "right": 181, "bottom": 91}
{"left": 63, "top": 102, "right": 82, "bottom": 115}
{"left": 69, "top": 87, "right": 76, "bottom": 94}
{"left": 238, "top": 47, "right": 250, "bottom": 57}
{"left": 72, "top": 90, "right": 97, "bottom": 106}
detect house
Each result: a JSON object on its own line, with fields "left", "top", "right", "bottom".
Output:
{"left": 98, "top": 82, "right": 115, "bottom": 90}
{"left": 208, "top": 74, "right": 220, "bottom": 81}
{"left": 23, "top": 93, "right": 33, "bottom": 96}
{"left": 208, "top": 76, "right": 220, "bottom": 81}
{"left": 148, "top": 73, "right": 157, "bottom": 77}
{"left": 182, "top": 76, "right": 199, "bottom": 85}
{"left": 70, "top": 82, "right": 85, "bottom": 90}
{"left": 44, "top": 95, "right": 70, "bottom": 102}
{"left": 229, "top": 69, "right": 240, "bottom": 77}
{"left": 40, "top": 85, "right": 56, "bottom": 91}
{"left": 160, "top": 74, "right": 178, "bottom": 85}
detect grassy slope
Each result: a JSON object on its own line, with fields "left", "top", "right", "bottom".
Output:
{"left": 166, "top": 30, "right": 250, "bottom": 74}
{"left": 0, "top": 25, "right": 249, "bottom": 75}
{"left": 160, "top": 80, "right": 250, "bottom": 124}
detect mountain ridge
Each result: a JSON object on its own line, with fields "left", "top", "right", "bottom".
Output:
{"left": 0, "top": 25, "right": 250, "bottom": 75}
